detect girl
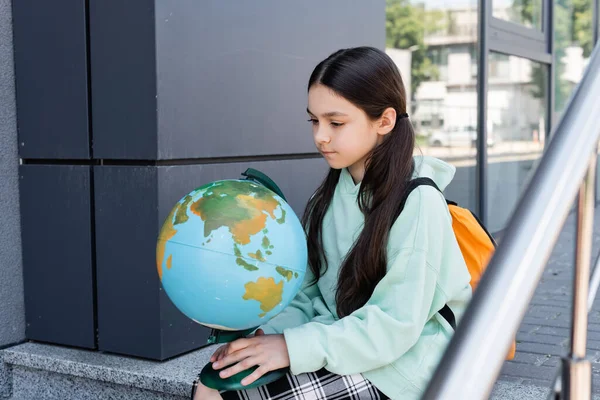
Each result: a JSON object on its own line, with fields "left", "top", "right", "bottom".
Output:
{"left": 193, "top": 46, "right": 472, "bottom": 400}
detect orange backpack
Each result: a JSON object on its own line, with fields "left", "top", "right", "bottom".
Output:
{"left": 399, "top": 178, "right": 516, "bottom": 360}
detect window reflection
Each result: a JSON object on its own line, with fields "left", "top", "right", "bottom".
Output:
{"left": 386, "top": 0, "right": 479, "bottom": 210}
{"left": 554, "top": 0, "right": 592, "bottom": 115}
{"left": 494, "top": 0, "right": 543, "bottom": 29}
{"left": 486, "top": 54, "right": 547, "bottom": 232}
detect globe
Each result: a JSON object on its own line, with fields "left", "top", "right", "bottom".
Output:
{"left": 156, "top": 178, "right": 308, "bottom": 332}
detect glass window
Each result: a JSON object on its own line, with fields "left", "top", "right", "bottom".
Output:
{"left": 489, "top": 52, "right": 511, "bottom": 79}
{"left": 487, "top": 54, "right": 548, "bottom": 233}
{"left": 493, "top": 0, "right": 543, "bottom": 30}
{"left": 386, "top": 0, "right": 478, "bottom": 211}
{"left": 553, "top": 0, "right": 593, "bottom": 116}
{"left": 551, "top": 0, "right": 595, "bottom": 200}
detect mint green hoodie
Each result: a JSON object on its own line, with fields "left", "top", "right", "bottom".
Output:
{"left": 259, "top": 156, "right": 472, "bottom": 399}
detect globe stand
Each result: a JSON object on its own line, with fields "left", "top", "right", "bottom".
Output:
{"left": 200, "top": 328, "right": 289, "bottom": 391}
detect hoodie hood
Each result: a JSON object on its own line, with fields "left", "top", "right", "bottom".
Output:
{"left": 340, "top": 155, "right": 456, "bottom": 195}
{"left": 412, "top": 155, "right": 456, "bottom": 191}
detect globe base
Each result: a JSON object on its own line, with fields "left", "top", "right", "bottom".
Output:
{"left": 200, "top": 362, "right": 288, "bottom": 391}
{"left": 200, "top": 328, "right": 289, "bottom": 390}
{"left": 207, "top": 328, "right": 256, "bottom": 345}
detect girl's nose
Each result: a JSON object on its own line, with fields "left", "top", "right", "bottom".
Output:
{"left": 315, "top": 129, "right": 331, "bottom": 144}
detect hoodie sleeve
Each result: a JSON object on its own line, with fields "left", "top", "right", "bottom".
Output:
{"left": 258, "top": 267, "right": 324, "bottom": 335}
{"left": 282, "top": 186, "right": 466, "bottom": 375}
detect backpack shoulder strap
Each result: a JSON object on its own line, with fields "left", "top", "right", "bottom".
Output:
{"left": 439, "top": 304, "right": 456, "bottom": 329}
{"left": 394, "top": 177, "right": 443, "bottom": 220}
{"left": 396, "top": 178, "right": 458, "bottom": 330}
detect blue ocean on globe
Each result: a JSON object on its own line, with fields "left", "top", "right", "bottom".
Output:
{"left": 156, "top": 179, "right": 308, "bottom": 331}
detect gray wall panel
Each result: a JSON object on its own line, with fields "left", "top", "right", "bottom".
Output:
{"left": 155, "top": 0, "right": 385, "bottom": 159}
{"left": 90, "top": 0, "right": 158, "bottom": 160}
{"left": 95, "top": 166, "right": 210, "bottom": 360}
{"left": 89, "top": 0, "right": 385, "bottom": 160}
{"left": 94, "top": 166, "right": 165, "bottom": 359}
{"left": 0, "top": 0, "right": 25, "bottom": 348}
{"left": 12, "top": 0, "right": 90, "bottom": 159}
{"left": 19, "top": 165, "right": 95, "bottom": 348}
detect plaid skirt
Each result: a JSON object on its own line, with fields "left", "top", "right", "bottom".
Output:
{"left": 218, "top": 368, "right": 390, "bottom": 400}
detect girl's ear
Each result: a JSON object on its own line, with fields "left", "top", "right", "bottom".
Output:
{"left": 376, "top": 107, "right": 397, "bottom": 136}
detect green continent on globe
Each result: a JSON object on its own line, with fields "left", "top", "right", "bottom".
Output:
{"left": 175, "top": 194, "right": 194, "bottom": 224}
{"left": 275, "top": 266, "right": 295, "bottom": 282}
{"left": 243, "top": 277, "right": 284, "bottom": 317}
{"left": 233, "top": 244, "right": 259, "bottom": 271}
{"left": 191, "top": 181, "right": 283, "bottom": 245}
{"left": 191, "top": 180, "right": 288, "bottom": 271}
{"left": 233, "top": 245, "right": 242, "bottom": 257}
{"left": 261, "top": 236, "right": 270, "bottom": 250}
{"left": 276, "top": 208, "right": 286, "bottom": 224}
{"left": 236, "top": 258, "right": 259, "bottom": 271}
{"left": 249, "top": 250, "right": 266, "bottom": 262}
{"left": 156, "top": 194, "right": 195, "bottom": 280}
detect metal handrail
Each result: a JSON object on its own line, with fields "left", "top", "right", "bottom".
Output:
{"left": 422, "top": 42, "right": 600, "bottom": 400}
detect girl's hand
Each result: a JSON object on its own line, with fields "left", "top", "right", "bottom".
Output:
{"left": 209, "top": 343, "right": 230, "bottom": 364}
{"left": 209, "top": 329, "right": 265, "bottom": 364}
{"left": 211, "top": 332, "right": 290, "bottom": 386}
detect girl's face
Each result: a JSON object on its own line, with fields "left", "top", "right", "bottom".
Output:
{"left": 307, "top": 84, "right": 396, "bottom": 183}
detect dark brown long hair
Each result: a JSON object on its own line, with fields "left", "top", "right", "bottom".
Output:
{"left": 302, "top": 47, "right": 416, "bottom": 318}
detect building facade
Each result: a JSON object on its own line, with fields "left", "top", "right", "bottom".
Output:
{"left": 0, "top": 0, "right": 599, "bottom": 394}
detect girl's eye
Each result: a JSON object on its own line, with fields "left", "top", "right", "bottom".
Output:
{"left": 307, "top": 119, "right": 318, "bottom": 125}
{"left": 331, "top": 122, "right": 344, "bottom": 127}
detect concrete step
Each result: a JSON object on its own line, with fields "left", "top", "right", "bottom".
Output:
{"left": 6, "top": 366, "right": 186, "bottom": 400}
{"left": 2, "top": 342, "right": 599, "bottom": 400}
{"left": 0, "top": 342, "right": 211, "bottom": 400}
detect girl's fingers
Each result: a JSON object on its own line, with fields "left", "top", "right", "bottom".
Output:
{"left": 255, "top": 329, "right": 265, "bottom": 336}
{"left": 210, "top": 345, "right": 228, "bottom": 362}
{"left": 227, "top": 338, "right": 250, "bottom": 353}
{"left": 210, "top": 348, "right": 222, "bottom": 362}
{"left": 219, "top": 356, "right": 262, "bottom": 379}
{"left": 213, "top": 347, "right": 253, "bottom": 370}
{"left": 241, "top": 364, "right": 270, "bottom": 386}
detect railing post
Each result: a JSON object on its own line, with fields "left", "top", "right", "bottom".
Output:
{"left": 562, "top": 155, "right": 596, "bottom": 400}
